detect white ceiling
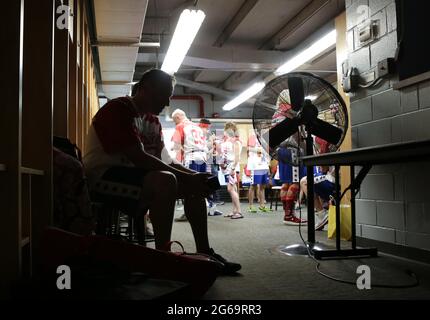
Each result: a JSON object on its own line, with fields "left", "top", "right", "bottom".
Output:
{"left": 92, "top": 0, "right": 345, "bottom": 100}
{"left": 94, "top": 0, "right": 148, "bottom": 99}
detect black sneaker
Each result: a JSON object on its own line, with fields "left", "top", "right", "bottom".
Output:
{"left": 207, "top": 248, "right": 241, "bottom": 275}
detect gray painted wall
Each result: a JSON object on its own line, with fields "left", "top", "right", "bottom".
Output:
{"left": 346, "top": 0, "right": 430, "bottom": 250}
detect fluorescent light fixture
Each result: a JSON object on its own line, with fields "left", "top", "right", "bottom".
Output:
{"left": 161, "top": 9, "right": 205, "bottom": 75}
{"left": 223, "top": 82, "right": 265, "bottom": 111}
{"left": 275, "top": 30, "right": 337, "bottom": 76}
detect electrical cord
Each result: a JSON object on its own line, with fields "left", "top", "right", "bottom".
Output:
{"left": 295, "top": 134, "right": 419, "bottom": 289}
{"left": 358, "top": 77, "right": 384, "bottom": 88}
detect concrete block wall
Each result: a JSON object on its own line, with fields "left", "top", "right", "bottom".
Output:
{"left": 346, "top": 0, "right": 430, "bottom": 251}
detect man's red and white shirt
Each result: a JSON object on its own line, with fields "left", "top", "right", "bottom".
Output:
{"left": 83, "top": 96, "right": 172, "bottom": 184}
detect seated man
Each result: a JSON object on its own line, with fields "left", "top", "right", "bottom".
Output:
{"left": 83, "top": 69, "right": 241, "bottom": 274}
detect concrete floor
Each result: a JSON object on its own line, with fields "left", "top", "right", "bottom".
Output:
{"left": 158, "top": 201, "right": 430, "bottom": 300}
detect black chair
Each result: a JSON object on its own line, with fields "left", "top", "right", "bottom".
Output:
{"left": 90, "top": 180, "right": 154, "bottom": 245}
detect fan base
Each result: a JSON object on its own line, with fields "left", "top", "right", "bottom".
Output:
{"left": 278, "top": 242, "right": 333, "bottom": 257}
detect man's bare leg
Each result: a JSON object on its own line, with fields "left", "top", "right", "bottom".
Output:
{"left": 183, "top": 196, "right": 210, "bottom": 253}
{"left": 143, "top": 171, "right": 177, "bottom": 250}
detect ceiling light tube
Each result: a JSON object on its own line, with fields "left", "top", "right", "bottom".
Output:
{"left": 274, "top": 30, "right": 337, "bottom": 76}
{"left": 161, "top": 9, "right": 206, "bottom": 75}
{"left": 222, "top": 82, "right": 265, "bottom": 111}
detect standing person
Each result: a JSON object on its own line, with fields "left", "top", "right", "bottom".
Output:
{"left": 272, "top": 89, "right": 307, "bottom": 225}
{"left": 246, "top": 131, "right": 271, "bottom": 213}
{"left": 83, "top": 69, "right": 241, "bottom": 274}
{"left": 220, "top": 122, "right": 243, "bottom": 219}
{"left": 171, "top": 109, "right": 209, "bottom": 222}
{"left": 199, "top": 118, "right": 223, "bottom": 216}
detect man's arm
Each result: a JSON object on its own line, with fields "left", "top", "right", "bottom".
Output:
{"left": 123, "top": 144, "right": 190, "bottom": 179}
{"left": 124, "top": 145, "right": 211, "bottom": 197}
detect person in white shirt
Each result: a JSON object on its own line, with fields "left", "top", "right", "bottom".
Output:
{"left": 171, "top": 109, "right": 209, "bottom": 221}
{"left": 220, "top": 122, "right": 243, "bottom": 219}
{"left": 246, "top": 132, "right": 271, "bottom": 213}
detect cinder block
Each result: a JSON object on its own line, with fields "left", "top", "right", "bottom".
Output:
{"left": 348, "top": 46, "right": 371, "bottom": 73}
{"left": 405, "top": 232, "right": 430, "bottom": 251}
{"left": 351, "top": 97, "right": 372, "bottom": 125}
{"left": 345, "top": 0, "right": 353, "bottom": 8}
{"left": 346, "top": 0, "right": 370, "bottom": 30}
{"left": 386, "top": 2, "right": 397, "bottom": 33}
{"left": 419, "top": 80, "right": 430, "bottom": 109}
{"left": 360, "top": 173, "right": 394, "bottom": 200}
{"left": 351, "top": 126, "right": 359, "bottom": 149}
{"left": 391, "top": 116, "right": 402, "bottom": 143}
{"left": 376, "top": 201, "right": 405, "bottom": 229}
{"left": 401, "top": 109, "right": 430, "bottom": 142}
{"left": 369, "top": 0, "right": 394, "bottom": 15}
{"left": 356, "top": 199, "right": 377, "bottom": 225}
{"left": 370, "top": 31, "right": 398, "bottom": 68}
{"left": 405, "top": 202, "right": 425, "bottom": 233}
{"left": 393, "top": 172, "right": 405, "bottom": 201}
{"left": 372, "top": 88, "right": 400, "bottom": 120}
{"left": 356, "top": 118, "right": 391, "bottom": 147}
{"left": 361, "top": 224, "right": 396, "bottom": 243}
{"left": 369, "top": 163, "right": 402, "bottom": 174}
{"left": 356, "top": 224, "right": 362, "bottom": 237}
{"left": 395, "top": 230, "right": 406, "bottom": 245}
{"left": 400, "top": 85, "right": 419, "bottom": 113}
{"left": 404, "top": 162, "right": 430, "bottom": 202}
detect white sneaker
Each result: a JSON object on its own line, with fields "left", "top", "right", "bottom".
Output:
{"left": 315, "top": 209, "right": 328, "bottom": 231}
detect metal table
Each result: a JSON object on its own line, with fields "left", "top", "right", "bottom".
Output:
{"left": 301, "top": 139, "right": 430, "bottom": 259}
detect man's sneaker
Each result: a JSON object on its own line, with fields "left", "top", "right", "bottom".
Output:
{"left": 207, "top": 248, "right": 241, "bottom": 275}
{"left": 215, "top": 201, "right": 225, "bottom": 206}
{"left": 315, "top": 209, "right": 328, "bottom": 231}
{"left": 174, "top": 213, "right": 188, "bottom": 222}
{"left": 283, "top": 215, "right": 307, "bottom": 226}
{"left": 209, "top": 209, "right": 223, "bottom": 216}
{"left": 248, "top": 206, "right": 257, "bottom": 213}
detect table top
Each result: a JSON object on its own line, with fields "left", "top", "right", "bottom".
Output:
{"left": 301, "top": 139, "right": 430, "bottom": 166}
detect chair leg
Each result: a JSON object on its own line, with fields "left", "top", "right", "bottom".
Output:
{"left": 135, "top": 214, "right": 147, "bottom": 246}
{"left": 114, "top": 210, "right": 121, "bottom": 235}
{"left": 126, "top": 215, "right": 131, "bottom": 242}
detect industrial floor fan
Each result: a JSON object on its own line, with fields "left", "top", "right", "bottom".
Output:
{"left": 253, "top": 72, "right": 348, "bottom": 256}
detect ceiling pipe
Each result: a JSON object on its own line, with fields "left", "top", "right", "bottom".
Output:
{"left": 92, "top": 41, "right": 160, "bottom": 48}
{"left": 171, "top": 95, "right": 205, "bottom": 118}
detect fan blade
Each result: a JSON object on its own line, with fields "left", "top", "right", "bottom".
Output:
{"left": 266, "top": 117, "right": 301, "bottom": 150}
{"left": 309, "top": 118, "right": 343, "bottom": 145}
{"left": 288, "top": 77, "right": 305, "bottom": 112}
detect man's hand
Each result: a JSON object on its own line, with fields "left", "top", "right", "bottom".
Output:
{"left": 178, "top": 172, "right": 212, "bottom": 198}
